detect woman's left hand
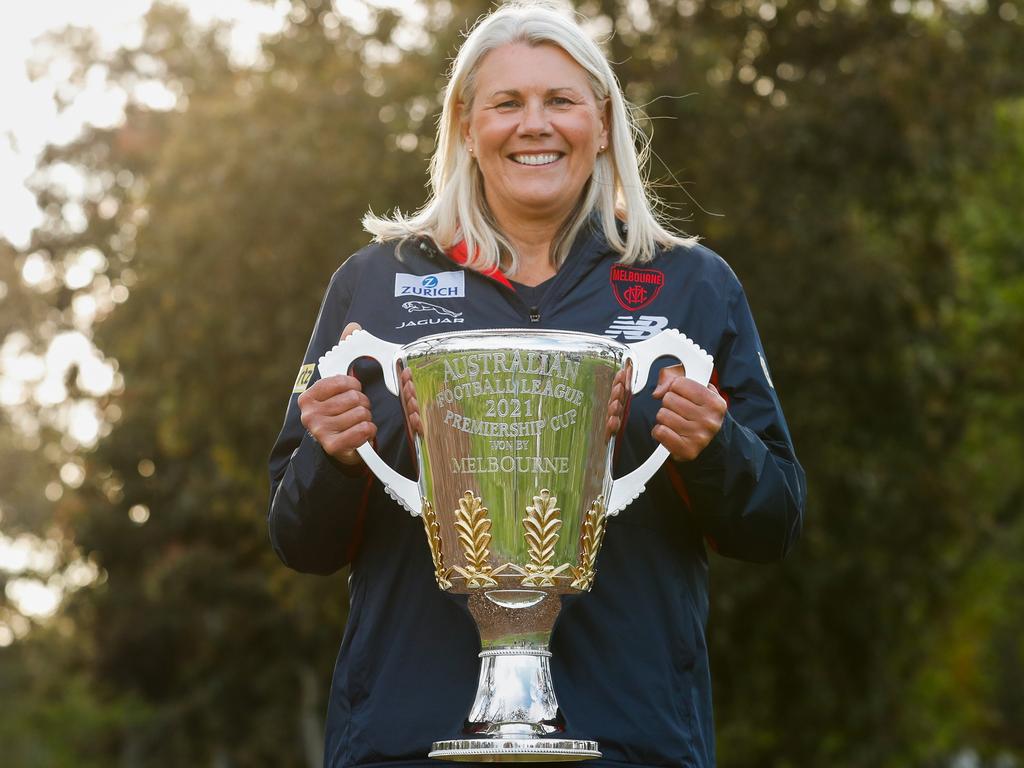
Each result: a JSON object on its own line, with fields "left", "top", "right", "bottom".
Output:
{"left": 651, "top": 365, "right": 727, "bottom": 462}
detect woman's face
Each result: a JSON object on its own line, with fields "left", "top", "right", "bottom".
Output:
{"left": 462, "top": 42, "right": 609, "bottom": 230}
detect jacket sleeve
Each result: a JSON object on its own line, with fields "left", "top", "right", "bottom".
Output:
{"left": 267, "top": 262, "right": 372, "bottom": 575}
{"left": 675, "top": 282, "right": 806, "bottom": 563}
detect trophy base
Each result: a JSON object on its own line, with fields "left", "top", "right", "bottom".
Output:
{"left": 428, "top": 738, "right": 601, "bottom": 762}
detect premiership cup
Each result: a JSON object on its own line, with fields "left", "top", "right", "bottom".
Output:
{"left": 318, "top": 328, "right": 712, "bottom": 761}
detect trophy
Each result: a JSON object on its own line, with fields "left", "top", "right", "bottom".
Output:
{"left": 318, "top": 328, "right": 712, "bottom": 761}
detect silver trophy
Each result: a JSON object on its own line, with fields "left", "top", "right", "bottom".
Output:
{"left": 319, "top": 328, "right": 712, "bottom": 761}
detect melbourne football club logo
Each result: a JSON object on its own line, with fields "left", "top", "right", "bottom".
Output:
{"left": 603, "top": 315, "right": 669, "bottom": 340}
{"left": 610, "top": 265, "right": 665, "bottom": 311}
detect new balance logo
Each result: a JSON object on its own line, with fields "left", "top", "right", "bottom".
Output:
{"left": 603, "top": 315, "right": 669, "bottom": 340}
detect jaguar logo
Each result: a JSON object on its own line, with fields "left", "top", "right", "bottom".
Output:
{"left": 396, "top": 301, "right": 465, "bottom": 329}
{"left": 402, "top": 301, "right": 462, "bottom": 318}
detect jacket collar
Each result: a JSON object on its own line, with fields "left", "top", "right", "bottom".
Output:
{"left": 444, "top": 213, "right": 614, "bottom": 294}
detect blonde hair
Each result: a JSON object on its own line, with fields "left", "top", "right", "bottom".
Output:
{"left": 362, "top": 0, "right": 696, "bottom": 275}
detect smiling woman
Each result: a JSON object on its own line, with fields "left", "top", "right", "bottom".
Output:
{"left": 362, "top": 1, "right": 696, "bottom": 278}
{"left": 268, "top": 2, "right": 805, "bottom": 767}
{"left": 461, "top": 42, "right": 608, "bottom": 283}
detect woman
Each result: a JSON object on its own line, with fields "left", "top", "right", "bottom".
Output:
{"left": 268, "top": 3, "right": 805, "bottom": 766}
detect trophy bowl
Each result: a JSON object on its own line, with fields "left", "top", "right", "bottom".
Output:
{"left": 319, "top": 328, "right": 712, "bottom": 761}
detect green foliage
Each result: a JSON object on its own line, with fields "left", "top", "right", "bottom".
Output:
{"left": 912, "top": 98, "right": 1024, "bottom": 759}
{"left": 0, "top": 624, "right": 149, "bottom": 767}
{"left": 1, "top": 0, "right": 1023, "bottom": 765}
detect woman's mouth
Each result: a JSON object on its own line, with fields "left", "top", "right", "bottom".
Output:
{"left": 510, "top": 152, "right": 562, "bottom": 166}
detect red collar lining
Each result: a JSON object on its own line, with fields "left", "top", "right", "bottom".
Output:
{"left": 448, "top": 241, "right": 513, "bottom": 289}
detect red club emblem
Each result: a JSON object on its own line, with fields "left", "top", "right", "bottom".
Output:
{"left": 610, "top": 265, "right": 665, "bottom": 311}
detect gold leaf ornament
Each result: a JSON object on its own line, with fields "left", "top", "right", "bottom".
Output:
{"left": 420, "top": 501, "right": 451, "bottom": 589}
{"left": 570, "top": 496, "right": 607, "bottom": 591}
{"left": 522, "top": 489, "right": 566, "bottom": 587}
{"left": 452, "top": 491, "right": 497, "bottom": 588}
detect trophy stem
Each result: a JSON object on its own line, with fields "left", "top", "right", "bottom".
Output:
{"left": 429, "top": 645, "right": 600, "bottom": 762}
{"left": 468, "top": 647, "right": 562, "bottom": 737}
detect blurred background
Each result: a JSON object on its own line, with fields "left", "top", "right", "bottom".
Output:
{"left": 1, "top": 0, "right": 1022, "bottom": 765}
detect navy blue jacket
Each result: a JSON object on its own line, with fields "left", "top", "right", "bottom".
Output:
{"left": 268, "top": 224, "right": 805, "bottom": 768}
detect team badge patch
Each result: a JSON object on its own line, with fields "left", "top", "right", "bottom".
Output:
{"left": 292, "top": 363, "right": 315, "bottom": 393}
{"left": 610, "top": 265, "right": 665, "bottom": 311}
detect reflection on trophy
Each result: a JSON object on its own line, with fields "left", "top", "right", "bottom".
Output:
{"left": 319, "top": 328, "right": 712, "bottom": 762}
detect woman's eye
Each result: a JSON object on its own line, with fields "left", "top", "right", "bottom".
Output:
{"left": 495, "top": 100, "right": 520, "bottom": 109}
{"left": 549, "top": 96, "right": 574, "bottom": 106}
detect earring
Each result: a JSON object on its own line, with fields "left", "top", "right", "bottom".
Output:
{"left": 599, "top": 145, "right": 606, "bottom": 152}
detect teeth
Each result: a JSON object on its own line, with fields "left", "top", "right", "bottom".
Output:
{"left": 512, "top": 153, "right": 560, "bottom": 166}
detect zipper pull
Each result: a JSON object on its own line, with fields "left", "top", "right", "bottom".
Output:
{"left": 529, "top": 307, "right": 541, "bottom": 323}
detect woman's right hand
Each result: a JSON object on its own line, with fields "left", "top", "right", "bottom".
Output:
{"left": 298, "top": 322, "right": 376, "bottom": 465}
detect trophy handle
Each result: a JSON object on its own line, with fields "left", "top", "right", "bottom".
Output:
{"left": 317, "top": 330, "right": 422, "bottom": 517}
{"left": 607, "top": 330, "right": 714, "bottom": 517}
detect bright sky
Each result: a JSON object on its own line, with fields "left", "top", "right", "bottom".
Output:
{"left": 0, "top": 0, "right": 418, "bottom": 639}
{"left": 0, "top": 0, "right": 420, "bottom": 248}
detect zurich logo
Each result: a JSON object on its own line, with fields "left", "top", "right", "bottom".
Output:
{"left": 395, "top": 271, "right": 465, "bottom": 298}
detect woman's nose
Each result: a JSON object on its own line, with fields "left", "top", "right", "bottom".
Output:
{"left": 518, "top": 98, "right": 551, "bottom": 136}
